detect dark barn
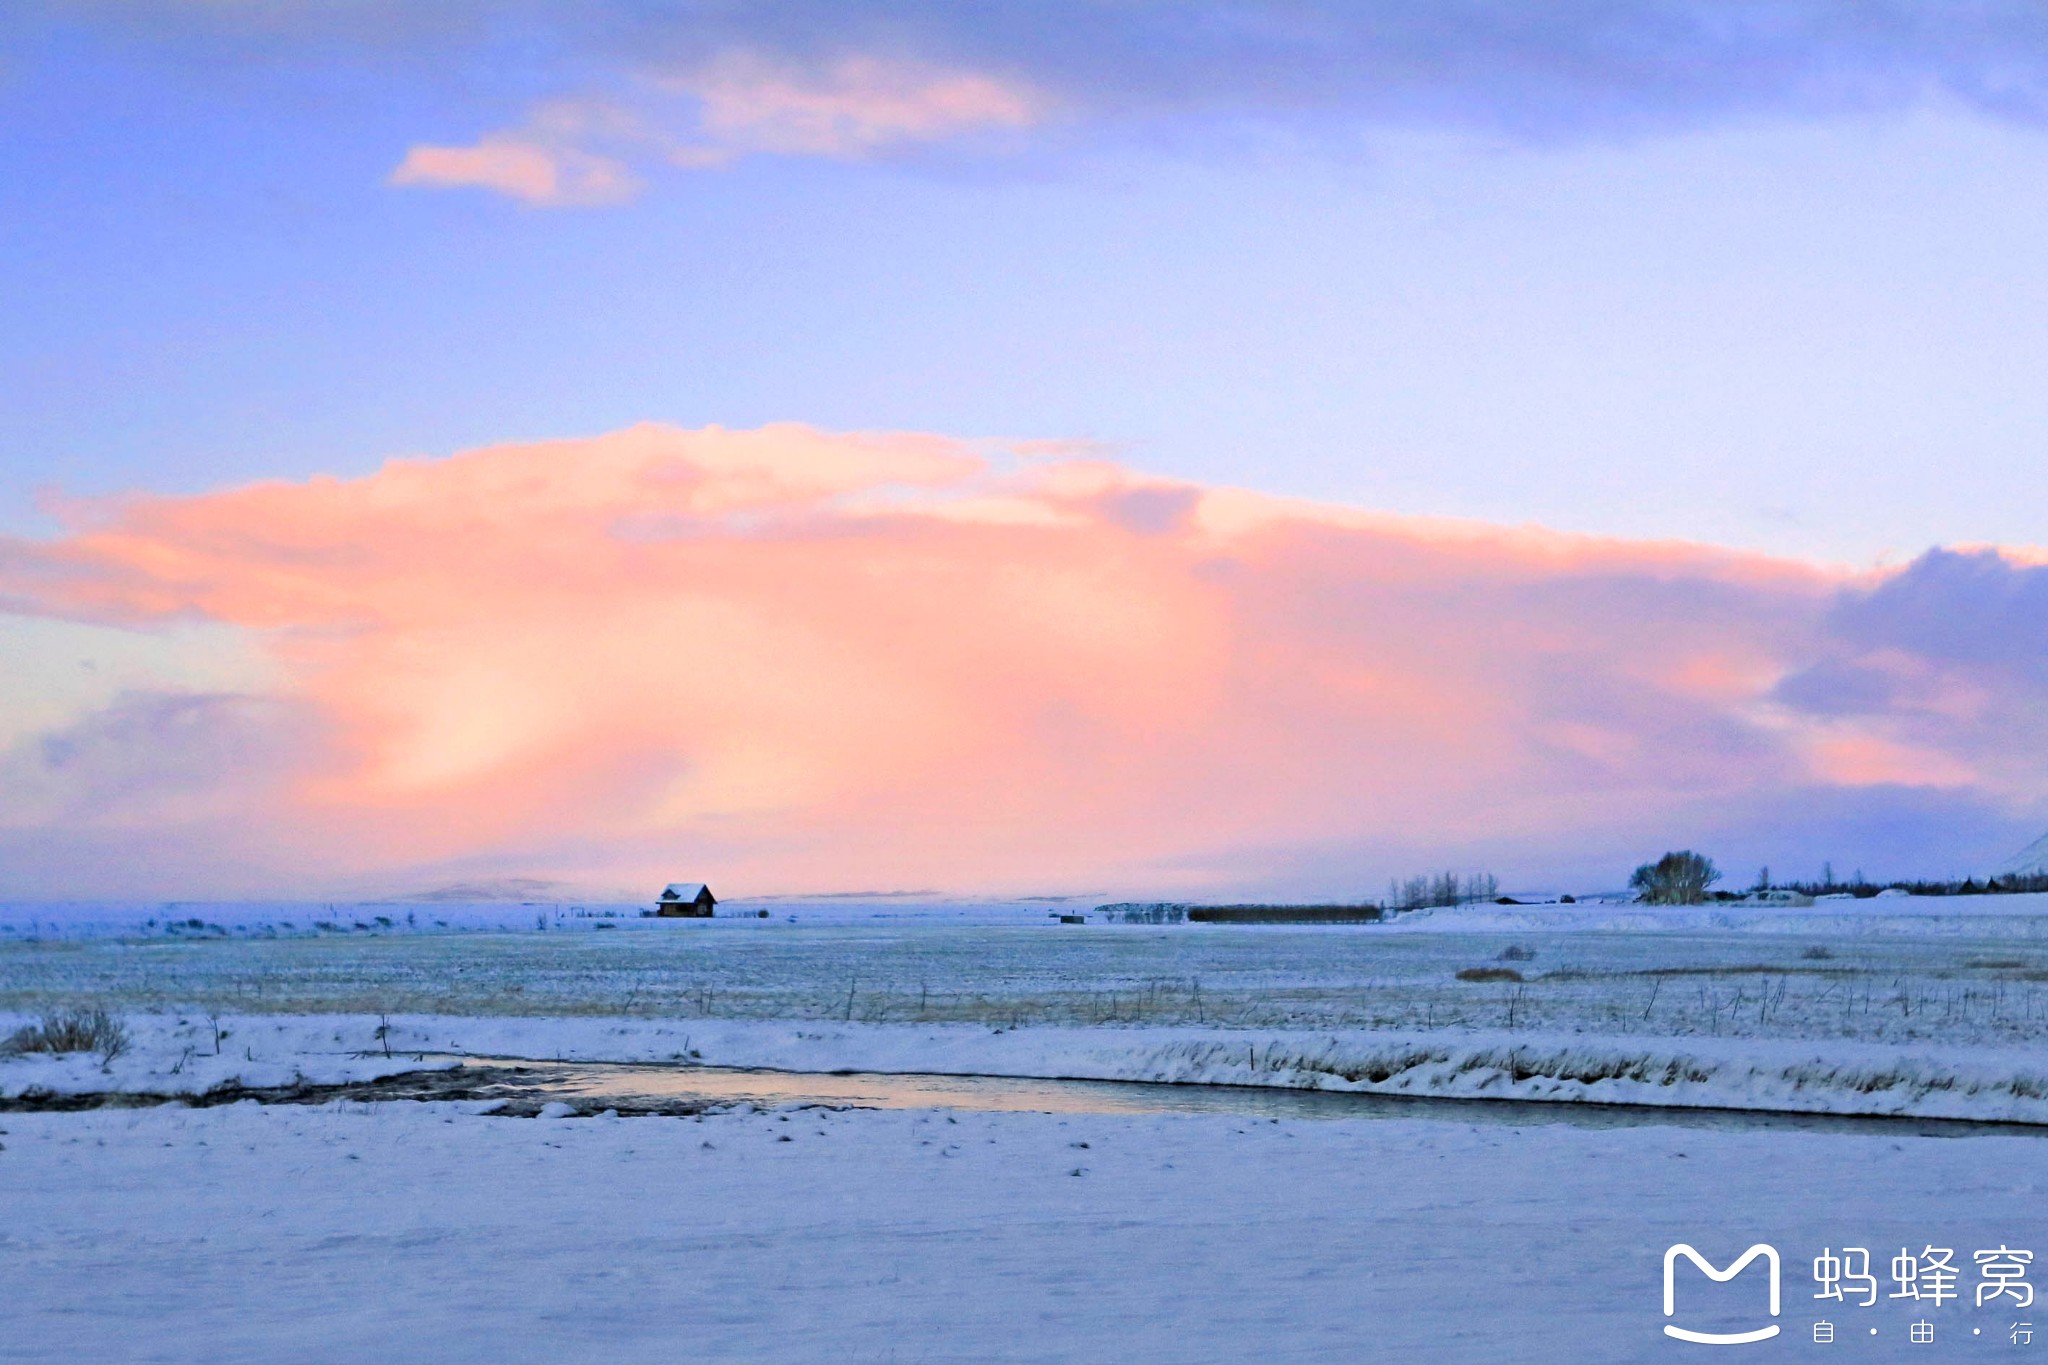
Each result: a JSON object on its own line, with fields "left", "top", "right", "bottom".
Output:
{"left": 655, "top": 882, "right": 717, "bottom": 917}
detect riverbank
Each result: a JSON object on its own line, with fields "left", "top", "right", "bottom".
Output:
{"left": 9, "top": 1011, "right": 2048, "bottom": 1124}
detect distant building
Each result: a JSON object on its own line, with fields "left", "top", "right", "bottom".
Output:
{"left": 655, "top": 883, "right": 717, "bottom": 917}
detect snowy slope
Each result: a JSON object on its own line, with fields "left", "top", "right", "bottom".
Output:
{"left": 2001, "top": 831, "right": 2048, "bottom": 877}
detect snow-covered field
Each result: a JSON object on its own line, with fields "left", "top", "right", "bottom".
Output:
{"left": 11, "top": 890, "right": 2048, "bottom": 941}
{"left": 2, "top": 1099, "right": 2042, "bottom": 1362}
{"left": 5, "top": 896, "right": 2046, "bottom": 1360}
{"left": 6, "top": 895, "right": 2046, "bottom": 1051}
{"left": 5, "top": 894, "right": 2047, "bottom": 1117}
{"left": 0, "top": 895, "right": 1059, "bottom": 942}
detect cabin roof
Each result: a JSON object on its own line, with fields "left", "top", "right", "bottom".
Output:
{"left": 660, "top": 882, "right": 713, "bottom": 900}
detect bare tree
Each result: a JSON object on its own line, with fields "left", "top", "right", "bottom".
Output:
{"left": 1629, "top": 850, "right": 1720, "bottom": 905}
{"left": 1389, "top": 870, "right": 1502, "bottom": 910}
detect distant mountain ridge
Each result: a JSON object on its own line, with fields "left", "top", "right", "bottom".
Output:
{"left": 395, "top": 877, "right": 636, "bottom": 903}
{"left": 2000, "top": 833, "right": 2048, "bottom": 878}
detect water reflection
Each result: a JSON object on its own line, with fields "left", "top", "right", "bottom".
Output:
{"left": 449, "top": 1057, "right": 2044, "bottom": 1137}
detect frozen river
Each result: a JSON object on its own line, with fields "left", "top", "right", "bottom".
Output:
{"left": 435, "top": 1057, "right": 2048, "bottom": 1135}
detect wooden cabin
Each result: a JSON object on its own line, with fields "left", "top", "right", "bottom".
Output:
{"left": 655, "top": 882, "right": 717, "bottom": 917}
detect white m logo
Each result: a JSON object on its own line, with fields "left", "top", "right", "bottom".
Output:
{"left": 1663, "top": 1243, "right": 1781, "bottom": 1345}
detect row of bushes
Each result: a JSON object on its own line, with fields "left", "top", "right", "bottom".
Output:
{"left": 1387, "top": 872, "right": 1499, "bottom": 911}
{"left": 1633, "top": 851, "right": 2048, "bottom": 904}
{"left": 1843, "top": 872, "right": 2048, "bottom": 898}
{"left": 1103, "top": 854, "right": 2048, "bottom": 920}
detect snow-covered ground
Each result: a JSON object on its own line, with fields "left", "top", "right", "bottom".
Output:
{"left": 5, "top": 896, "right": 2045, "bottom": 1360}
{"left": 6, "top": 901, "right": 2046, "bottom": 1050}
{"left": 1393, "top": 892, "right": 2048, "bottom": 937}
{"left": 2, "top": 1099, "right": 2041, "bottom": 1363}
{"left": 5, "top": 893, "right": 2047, "bottom": 1119}
{"left": 9, "top": 890, "right": 2048, "bottom": 941}
{"left": 0, "top": 1012, "right": 450, "bottom": 1100}
{"left": 0, "top": 895, "right": 1062, "bottom": 942}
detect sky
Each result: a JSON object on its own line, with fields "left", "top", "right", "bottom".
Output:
{"left": 3, "top": 2, "right": 2048, "bottom": 898}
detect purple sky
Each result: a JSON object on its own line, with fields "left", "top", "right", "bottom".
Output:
{"left": 3, "top": 4, "right": 2046, "bottom": 896}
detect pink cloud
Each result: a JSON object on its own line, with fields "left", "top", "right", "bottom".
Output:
{"left": 2, "top": 423, "right": 2040, "bottom": 897}
{"left": 677, "top": 52, "right": 1043, "bottom": 159}
{"left": 389, "top": 55, "right": 1046, "bottom": 205}
{"left": 389, "top": 138, "right": 640, "bottom": 208}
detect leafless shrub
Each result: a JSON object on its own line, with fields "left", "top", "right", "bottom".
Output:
{"left": 3, "top": 1007, "right": 130, "bottom": 1064}
{"left": 1498, "top": 945, "right": 1537, "bottom": 961}
{"left": 1801, "top": 945, "right": 1834, "bottom": 960}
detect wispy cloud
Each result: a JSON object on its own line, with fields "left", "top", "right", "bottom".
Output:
{"left": 389, "top": 135, "right": 639, "bottom": 208}
{"left": 677, "top": 51, "right": 1043, "bottom": 159}
{"left": 4, "top": 423, "right": 2043, "bottom": 896}
{"left": 140, "top": 3, "right": 2006, "bottom": 203}
{"left": 390, "top": 53, "right": 1047, "bottom": 205}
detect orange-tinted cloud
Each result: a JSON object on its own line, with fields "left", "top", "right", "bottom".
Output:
{"left": 2, "top": 423, "right": 2042, "bottom": 897}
